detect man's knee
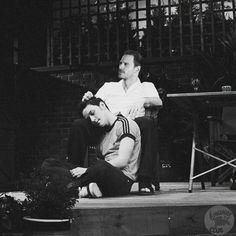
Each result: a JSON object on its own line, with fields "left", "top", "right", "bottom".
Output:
{"left": 135, "top": 117, "right": 154, "bottom": 132}
{"left": 71, "top": 118, "right": 89, "bottom": 130}
{"left": 93, "top": 160, "right": 111, "bottom": 171}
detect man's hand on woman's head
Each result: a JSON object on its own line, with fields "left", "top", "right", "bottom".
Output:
{"left": 82, "top": 91, "right": 94, "bottom": 102}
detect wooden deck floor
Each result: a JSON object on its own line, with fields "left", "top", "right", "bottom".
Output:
{"left": 3, "top": 182, "right": 236, "bottom": 235}
{"left": 76, "top": 182, "right": 236, "bottom": 209}
{"left": 71, "top": 182, "right": 236, "bottom": 236}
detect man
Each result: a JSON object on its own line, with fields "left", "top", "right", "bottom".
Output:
{"left": 67, "top": 50, "right": 162, "bottom": 194}
{"left": 67, "top": 97, "right": 140, "bottom": 197}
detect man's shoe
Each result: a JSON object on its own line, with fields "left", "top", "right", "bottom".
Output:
{"left": 230, "top": 178, "right": 236, "bottom": 190}
{"left": 152, "top": 181, "right": 160, "bottom": 191}
{"left": 79, "top": 183, "right": 103, "bottom": 198}
{"left": 154, "top": 184, "right": 160, "bottom": 191}
{"left": 138, "top": 182, "right": 154, "bottom": 195}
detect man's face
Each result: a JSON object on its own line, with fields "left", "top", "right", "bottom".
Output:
{"left": 118, "top": 54, "right": 140, "bottom": 80}
{"left": 82, "top": 103, "right": 107, "bottom": 127}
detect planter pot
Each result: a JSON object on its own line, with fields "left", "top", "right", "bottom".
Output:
{"left": 23, "top": 217, "right": 71, "bottom": 236}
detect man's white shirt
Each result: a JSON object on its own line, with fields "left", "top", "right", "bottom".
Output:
{"left": 95, "top": 79, "right": 162, "bottom": 118}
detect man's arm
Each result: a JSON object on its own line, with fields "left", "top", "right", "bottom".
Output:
{"left": 144, "top": 96, "right": 163, "bottom": 108}
{"left": 107, "top": 137, "right": 135, "bottom": 169}
{"left": 142, "top": 82, "right": 163, "bottom": 108}
{"left": 127, "top": 96, "right": 162, "bottom": 119}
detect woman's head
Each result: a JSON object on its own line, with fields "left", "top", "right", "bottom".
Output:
{"left": 79, "top": 97, "right": 110, "bottom": 127}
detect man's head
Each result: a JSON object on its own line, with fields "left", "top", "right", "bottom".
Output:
{"left": 118, "top": 50, "right": 142, "bottom": 81}
{"left": 80, "top": 97, "right": 110, "bottom": 127}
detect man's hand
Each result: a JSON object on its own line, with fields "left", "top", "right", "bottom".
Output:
{"left": 127, "top": 98, "right": 145, "bottom": 119}
{"left": 82, "top": 91, "right": 94, "bottom": 102}
{"left": 70, "top": 167, "right": 87, "bottom": 178}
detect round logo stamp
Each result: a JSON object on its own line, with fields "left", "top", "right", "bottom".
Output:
{"left": 204, "top": 205, "right": 234, "bottom": 235}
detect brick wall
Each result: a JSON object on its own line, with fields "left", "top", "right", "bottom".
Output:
{"left": 0, "top": 66, "right": 89, "bottom": 185}
{"left": 15, "top": 70, "right": 87, "bottom": 173}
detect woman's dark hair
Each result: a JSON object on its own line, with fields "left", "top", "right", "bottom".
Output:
{"left": 123, "top": 50, "right": 143, "bottom": 67}
{"left": 78, "top": 96, "right": 109, "bottom": 116}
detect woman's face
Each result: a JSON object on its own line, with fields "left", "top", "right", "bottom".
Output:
{"left": 82, "top": 103, "right": 107, "bottom": 127}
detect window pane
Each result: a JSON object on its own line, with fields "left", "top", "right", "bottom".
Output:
{"left": 151, "top": 0, "right": 158, "bottom": 6}
{"left": 81, "top": 0, "right": 87, "bottom": 6}
{"left": 90, "top": 5, "right": 97, "bottom": 13}
{"left": 71, "top": 8, "right": 78, "bottom": 16}
{"left": 139, "top": 20, "right": 146, "bottom": 29}
{"left": 62, "top": 0, "right": 70, "bottom": 8}
{"left": 138, "top": 1, "right": 146, "bottom": 9}
{"left": 71, "top": 0, "right": 78, "bottom": 7}
{"left": 138, "top": 10, "right": 146, "bottom": 19}
{"left": 128, "top": 1, "right": 135, "bottom": 9}
{"left": 53, "top": 0, "right": 61, "bottom": 9}
{"left": 225, "top": 0, "right": 233, "bottom": 9}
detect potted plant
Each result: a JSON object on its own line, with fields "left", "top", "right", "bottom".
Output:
{"left": 22, "top": 168, "right": 78, "bottom": 235}
{"left": 0, "top": 194, "right": 24, "bottom": 236}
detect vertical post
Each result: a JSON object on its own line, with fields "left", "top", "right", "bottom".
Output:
{"left": 168, "top": 0, "right": 172, "bottom": 56}
{"left": 188, "top": 113, "right": 197, "bottom": 193}
{"left": 189, "top": 0, "right": 194, "bottom": 55}
{"left": 46, "top": 24, "right": 50, "bottom": 67}
{"left": 78, "top": 0, "right": 81, "bottom": 64}
{"left": 158, "top": 0, "right": 162, "bottom": 57}
{"left": 146, "top": 0, "right": 151, "bottom": 57}
{"left": 179, "top": 0, "right": 183, "bottom": 56}
{"left": 69, "top": 0, "right": 72, "bottom": 65}
{"left": 13, "top": 38, "right": 18, "bottom": 65}
{"left": 199, "top": 0, "right": 204, "bottom": 52}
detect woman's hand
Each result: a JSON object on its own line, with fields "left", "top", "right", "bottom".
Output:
{"left": 70, "top": 167, "right": 87, "bottom": 178}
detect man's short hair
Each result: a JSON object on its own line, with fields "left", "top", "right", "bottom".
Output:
{"left": 79, "top": 96, "right": 109, "bottom": 116}
{"left": 123, "top": 50, "right": 142, "bottom": 67}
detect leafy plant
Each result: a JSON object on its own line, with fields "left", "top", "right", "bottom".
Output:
{"left": 218, "top": 28, "right": 236, "bottom": 82}
{"left": 0, "top": 194, "right": 25, "bottom": 233}
{"left": 22, "top": 169, "right": 77, "bottom": 219}
{"left": 194, "top": 27, "right": 236, "bottom": 91}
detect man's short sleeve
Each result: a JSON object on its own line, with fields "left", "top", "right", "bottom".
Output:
{"left": 95, "top": 83, "right": 109, "bottom": 101}
{"left": 142, "top": 82, "right": 159, "bottom": 97}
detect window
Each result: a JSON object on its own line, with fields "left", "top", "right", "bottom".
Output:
{"left": 47, "top": 0, "right": 236, "bottom": 66}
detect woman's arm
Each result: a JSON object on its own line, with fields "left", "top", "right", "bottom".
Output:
{"left": 107, "top": 137, "right": 135, "bottom": 169}
{"left": 70, "top": 167, "right": 87, "bottom": 178}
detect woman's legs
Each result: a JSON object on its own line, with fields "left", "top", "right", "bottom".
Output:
{"left": 77, "top": 160, "right": 133, "bottom": 197}
{"left": 41, "top": 158, "right": 133, "bottom": 197}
